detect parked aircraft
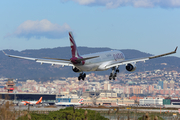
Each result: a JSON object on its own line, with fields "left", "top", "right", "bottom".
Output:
{"left": 3, "top": 32, "right": 178, "bottom": 80}
{"left": 20, "top": 97, "right": 42, "bottom": 105}
{"left": 55, "top": 98, "right": 83, "bottom": 106}
{"left": 117, "top": 103, "right": 126, "bottom": 106}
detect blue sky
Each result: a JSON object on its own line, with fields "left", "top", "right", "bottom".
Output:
{"left": 0, "top": 0, "right": 180, "bottom": 57}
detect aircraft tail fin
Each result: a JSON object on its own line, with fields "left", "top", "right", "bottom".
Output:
{"left": 78, "top": 98, "right": 83, "bottom": 104}
{"left": 36, "top": 97, "right": 42, "bottom": 104}
{"left": 69, "top": 32, "right": 81, "bottom": 58}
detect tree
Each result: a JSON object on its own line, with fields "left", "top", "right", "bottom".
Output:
{"left": 17, "top": 107, "right": 108, "bottom": 120}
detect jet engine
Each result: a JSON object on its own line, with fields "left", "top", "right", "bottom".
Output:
{"left": 126, "top": 63, "right": 136, "bottom": 72}
{"left": 72, "top": 67, "right": 82, "bottom": 72}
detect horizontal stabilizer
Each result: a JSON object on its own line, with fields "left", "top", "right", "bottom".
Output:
{"left": 76, "top": 56, "right": 99, "bottom": 61}
{"left": 43, "top": 56, "right": 99, "bottom": 62}
{"left": 43, "top": 57, "right": 70, "bottom": 61}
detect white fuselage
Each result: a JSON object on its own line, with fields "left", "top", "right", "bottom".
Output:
{"left": 75, "top": 50, "right": 125, "bottom": 72}
{"left": 20, "top": 101, "right": 39, "bottom": 105}
{"left": 55, "top": 102, "right": 81, "bottom": 106}
{"left": 117, "top": 103, "right": 126, "bottom": 106}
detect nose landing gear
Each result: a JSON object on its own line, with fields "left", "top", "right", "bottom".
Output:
{"left": 78, "top": 72, "right": 86, "bottom": 81}
{"left": 109, "top": 67, "right": 119, "bottom": 80}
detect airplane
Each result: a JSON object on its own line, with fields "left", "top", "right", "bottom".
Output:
{"left": 116, "top": 103, "right": 126, "bottom": 106}
{"left": 3, "top": 32, "right": 178, "bottom": 80}
{"left": 19, "top": 97, "right": 42, "bottom": 106}
{"left": 55, "top": 98, "right": 83, "bottom": 106}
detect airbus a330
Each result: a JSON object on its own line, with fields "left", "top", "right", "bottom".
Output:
{"left": 3, "top": 32, "right": 178, "bottom": 81}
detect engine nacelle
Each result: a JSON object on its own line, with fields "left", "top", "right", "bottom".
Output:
{"left": 72, "top": 67, "right": 82, "bottom": 72}
{"left": 126, "top": 63, "right": 136, "bottom": 72}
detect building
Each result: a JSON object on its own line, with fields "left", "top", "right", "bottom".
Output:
{"left": 5, "top": 79, "right": 16, "bottom": 93}
{"left": 171, "top": 98, "right": 180, "bottom": 105}
{"left": 130, "top": 96, "right": 144, "bottom": 103}
{"left": 0, "top": 93, "right": 56, "bottom": 105}
{"left": 148, "top": 85, "right": 154, "bottom": 93}
{"left": 104, "top": 82, "right": 111, "bottom": 90}
{"left": 82, "top": 91, "right": 100, "bottom": 98}
{"left": 133, "top": 86, "right": 141, "bottom": 94}
{"left": 163, "top": 99, "right": 171, "bottom": 105}
{"left": 99, "top": 92, "right": 117, "bottom": 98}
{"left": 170, "top": 80, "right": 175, "bottom": 89}
{"left": 82, "top": 97, "right": 134, "bottom": 106}
{"left": 158, "top": 80, "right": 163, "bottom": 89}
{"left": 96, "top": 97, "right": 117, "bottom": 106}
{"left": 117, "top": 98, "right": 135, "bottom": 106}
{"left": 139, "top": 97, "right": 163, "bottom": 105}
{"left": 163, "top": 80, "right": 168, "bottom": 90}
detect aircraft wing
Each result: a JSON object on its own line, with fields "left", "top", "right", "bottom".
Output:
{"left": 2, "top": 51, "right": 74, "bottom": 66}
{"left": 105, "top": 47, "right": 178, "bottom": 69}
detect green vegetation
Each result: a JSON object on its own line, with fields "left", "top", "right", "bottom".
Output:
{"left": 0, "top": 102, "right": 178, "bottom": 120}
{"left": 0, "top": 101, "right": 16, "bottom": 120}
{"left": 17, "top": 107, "right": 108, "bottom": 120}
{"left": 138, "top": 113, "right": 164, "bottom": 120}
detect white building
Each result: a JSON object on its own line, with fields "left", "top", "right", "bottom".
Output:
{"left": 99, "top": 92, "right": 117, "bottom": 97}
{"left": 139, "top": 97, "right": 163, "bottom": 105}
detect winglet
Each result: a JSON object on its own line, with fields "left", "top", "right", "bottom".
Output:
{"left": 175, "top": 46, "right": 178, "bottom": 53}
{"left": 2, "top": 50, "right": 7, "bottom": 55}
{"left": 38, "top": 97, "right": 42, "bottom": 102}
{"left": 148, "top": 46, "right": 178, "bottom": 59}
{"left": 79, "top": 98, "right": 83, "bottom": 103}
{"left": 36, "top": 97, "right": 42, "bottom": 104}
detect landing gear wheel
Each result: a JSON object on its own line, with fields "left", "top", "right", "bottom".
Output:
{"left": 114, "top": 73, "right": 117, "bottom": 77}
{"left": 109, "top": 73, "right": 113, "bottom": 80}
{"left": 109, "top": 67, "right": 119, "bottom": 81}
{"left": 83, "top": 73, "right": 86, "bottom": 78}
{"left": 116, "top": 69, "right": 119, "bottom": 73}
{"left": 78, "top": 76, "right": 81, "bottom": 81}
{"left": 113, "top": 73, "right": 116, "bottom": 80}
{"left": 78, "top": 73, "right": 86, "bottom": 81}
{"left": 110, "top": 73, "right": 113, "bottom": 77}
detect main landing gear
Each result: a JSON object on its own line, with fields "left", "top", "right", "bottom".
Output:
{"left": 78, "top": 72, "right": 86, "bottom": 81}
{"left": 109, "top": 67, "right": 119, "bottom": 80}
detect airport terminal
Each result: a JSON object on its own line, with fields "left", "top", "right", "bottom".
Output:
{"left": 0, "top": 93, "right": 56, "bottom": 103}
{"left": 2, "top": 79, "right": 180, "bottom": 107}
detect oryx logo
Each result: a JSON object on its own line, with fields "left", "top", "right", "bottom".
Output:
{"left": 69, "top": 32, "right": 80, "bottom": 58}
{"left": 113, "top": 53, "right": 124, "bottom": 61}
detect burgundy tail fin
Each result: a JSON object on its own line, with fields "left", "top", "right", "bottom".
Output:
{"left": 69, "top": 32, "right": 81, "bottom": 58}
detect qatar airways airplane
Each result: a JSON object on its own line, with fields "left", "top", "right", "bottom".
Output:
{"left": 3, "top": 32, "right": 178, "bottom": 80}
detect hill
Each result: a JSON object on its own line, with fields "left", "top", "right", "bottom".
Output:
{"left": 1, "top": 47, "right": 180, "bottom": 81}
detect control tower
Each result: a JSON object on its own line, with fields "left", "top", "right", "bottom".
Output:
{"left": 5, "top": 79, "right": 16, "bottom": 93}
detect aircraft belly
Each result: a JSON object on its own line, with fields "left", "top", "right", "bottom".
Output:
{"left": 75, "top": 63, "right": 99, "bottom": 72}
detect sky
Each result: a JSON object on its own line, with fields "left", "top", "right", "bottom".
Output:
{"left": 0, "top": 0, "right": 180, "bottom": 57}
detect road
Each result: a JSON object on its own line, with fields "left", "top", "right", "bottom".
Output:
{"left": 14, "top": 106, "right": 65, "bottom": 111}
{"left": 13, "top": 106, "right": 179, "bottom": 113}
